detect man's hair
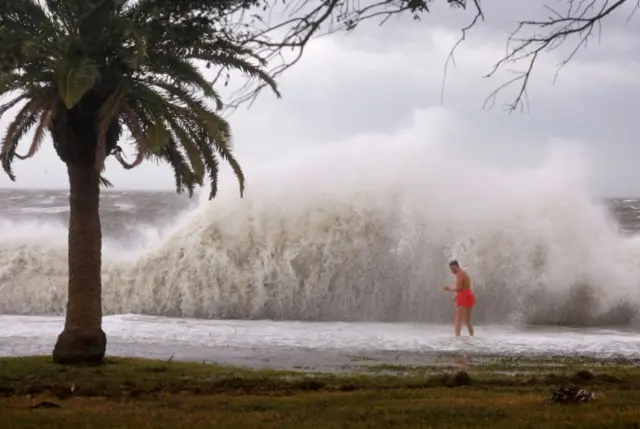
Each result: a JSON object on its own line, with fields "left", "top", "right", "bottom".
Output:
{"left": 449, "top": 260, "right": 460, "bottom": 267}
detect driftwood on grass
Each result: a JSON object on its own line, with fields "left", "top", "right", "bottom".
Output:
{"left": 550, "top": 383, "right": 597, "bottom": 403}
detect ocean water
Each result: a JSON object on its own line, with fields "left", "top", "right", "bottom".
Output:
{"left": 1, "top": 141, "right": 640, "bottom": 362}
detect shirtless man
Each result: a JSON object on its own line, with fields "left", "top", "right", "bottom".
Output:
{"left": 442, "top": 260, "right": 475, "bottom": 337}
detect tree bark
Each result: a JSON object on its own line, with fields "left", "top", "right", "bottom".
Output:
{"left": 52, "top": 163, "right": 106, "bottom": 364}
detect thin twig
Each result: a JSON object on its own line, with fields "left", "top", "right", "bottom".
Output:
{"left": 484, "top": 0, "right": 633, "bottom": 113}
{"left": 441, "top": 0, "right": 484, "bottom": 105}
{"left": 206, "top": 0, "right": 484, "bottom": 113}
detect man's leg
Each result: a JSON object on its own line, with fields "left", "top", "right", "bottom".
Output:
{"left": 454, "top": 306, "right": 462, "bottom": 337}
{"left": 463, "top": 307, "right": 474, "bottom": 336}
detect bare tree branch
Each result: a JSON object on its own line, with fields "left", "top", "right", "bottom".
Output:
{"left": 211, "top": 0, "right": 484, "bottom": 113}
{"left": 441, "top": 0, "right": 484, "bottom": 105}
{"left": 483, "top": 0, "right": 637, "bottom": 113}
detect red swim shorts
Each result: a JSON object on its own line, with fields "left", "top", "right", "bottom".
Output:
{"left": 456, "top": 290, "right": 475, "bottom": 308}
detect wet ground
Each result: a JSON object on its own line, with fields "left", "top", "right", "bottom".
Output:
{"left": 3, "top": 314, "right": 638, "bottom": 371}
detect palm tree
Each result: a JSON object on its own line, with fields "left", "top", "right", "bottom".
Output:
{"left": 0, "top": 0, "right": 278, "bottom": 364}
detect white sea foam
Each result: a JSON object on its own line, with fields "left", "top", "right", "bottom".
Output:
{"left": 1, "top": 109, "right": 640, "bottom": 326}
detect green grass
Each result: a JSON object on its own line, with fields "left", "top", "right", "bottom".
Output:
{"left": 2, "top": 356, "right": 640, "bottom": 428}
{"left": 357, "top": 355, "right": 640, "bottom": 379}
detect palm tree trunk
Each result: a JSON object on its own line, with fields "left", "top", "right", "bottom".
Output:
{"left": 52, "top": 162, "right": 106, "bottom": 364}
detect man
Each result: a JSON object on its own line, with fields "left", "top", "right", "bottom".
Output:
{"left": 442, "top": 260, "right": 475, "bottom": 337}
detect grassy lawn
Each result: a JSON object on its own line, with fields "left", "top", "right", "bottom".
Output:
{"left": 2, "top": 356, "right": 640, "bottom": 428}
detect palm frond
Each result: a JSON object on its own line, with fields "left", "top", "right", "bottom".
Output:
{"left": 164, "top": 116, "right": 205, "bottom": 184}
{"left": 0, "top": 0, "right": 55, "bottom": 36}
{"left": 0, "top": 93, "right": 29, "bottom": 117}
{"left": 77, "top": 0, "right": 127, "bottom": 40}
{"left": 99, "top": 175, "right": 114, "bottom": 188}
{"left": 221, "top": 149, "right": 245, "bottom": 197}
{"left": 0, "top": 98, "right": 44, "bottom": 179}
{"left": 161, "top": 137, "right": 197, "bottom": 197}
{"left": 192, "top": 130, "right": 221, "bottom": 200}
{"left": 124, "top": 78, "right": 245, "bottom": 197}
{"left": 0, "top": 73, "right": 20, "bottom": 95}
{"left": 43, "top": 0, "right": 78, "bottom": 34}
{"left": 95, "top": 87, "right": 127, "bottom": 169}
{"left": 144, "top": 55, "right": 216, "bottom": 99}
{"left": 53, "top": 57, "right": 99, "bottom": 110}
{"left": 197, "top": 52, "right": 280, "bottom": 98}
{"left": 15, "top": 108, "right": 52, "bottom": 160}
{"left": 1, "top": 0, "right": 275, "bottom": 199}
{"left": 116, "top": 104, "right": 148, "bottom": 169}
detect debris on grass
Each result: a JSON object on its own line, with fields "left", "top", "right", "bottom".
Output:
{"left": 550, "top": 384, "right": 596, "bottom": 404}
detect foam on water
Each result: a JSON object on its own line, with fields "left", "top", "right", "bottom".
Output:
{"left": 2, "top": 110, "right": 640, "bottom": 326}
{"left": 2, "top": 315, "right": 638, "bottom": 362}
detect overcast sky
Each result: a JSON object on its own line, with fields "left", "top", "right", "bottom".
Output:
{"left": 1, "top": 0, "right": 639, "bottom": 196}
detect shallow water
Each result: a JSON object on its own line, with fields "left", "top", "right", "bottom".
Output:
{"left": 2, "top": 315, "right": 638, "bottom": 370}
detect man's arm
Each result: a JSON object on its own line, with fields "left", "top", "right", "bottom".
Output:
{"left": 455, "top": 273, "right": 465, "bottom": 292}
{"left": 443, "top": 274, "right": 464, "bottom": 292}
